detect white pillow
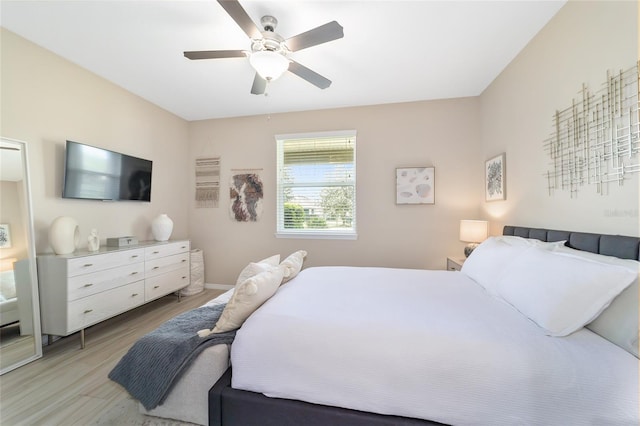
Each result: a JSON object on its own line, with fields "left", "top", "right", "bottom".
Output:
{"left": 496, "top": 248, "right": 637, "bottom": 337}
{"left": 552, "top": 245, "right": 639, "bottom": 357}
{"left": 201, "top": 266, "right": 284, "bottom": 335}
{"left": 495, "top": 235, "right": 566, "bottom": 250}
{"left": 460, "top": 237, "right": 530, "bottom": 295}
{"left": 280, "top": 250, "right": 307, "bottom": 284}
{"left": 236, "top": 254, "right": 280, "bottom": 285}
{"left": 0, "top": 270, "right": 16, "bottom": 299}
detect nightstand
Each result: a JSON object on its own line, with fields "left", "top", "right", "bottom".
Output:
{"left": 446, "top": 256, "right": 466, "bottom": 271}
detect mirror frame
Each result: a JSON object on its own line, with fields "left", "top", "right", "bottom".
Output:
{"left": 0, "top": 137, "right": 42, "bottom": 374}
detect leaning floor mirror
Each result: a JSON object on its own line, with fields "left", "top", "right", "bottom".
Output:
{"left": 0, "top": 137, "right": 42, "bottom": 374}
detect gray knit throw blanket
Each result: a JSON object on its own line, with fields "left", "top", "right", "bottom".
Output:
{"left": 108, "top": 302, "right": 235, "bottom": 410}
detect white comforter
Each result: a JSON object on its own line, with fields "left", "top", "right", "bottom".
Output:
{"left": 231, "top": 266, "right": 638, "bottom": 426}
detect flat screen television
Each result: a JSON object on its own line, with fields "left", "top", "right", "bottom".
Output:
{"left": 62, "top": 140, "right": 152, "bottom": 201}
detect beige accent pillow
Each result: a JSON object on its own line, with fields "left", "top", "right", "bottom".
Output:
{"left": 200, "top": 266, "right": 284, "bottom": 335}
{"left": 236, "top": 254, "right": 280, "bottom": 285}
{"left": 280, "top": 250, "right": 307, "bottom": 284}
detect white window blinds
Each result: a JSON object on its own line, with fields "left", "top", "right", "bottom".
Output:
{"left": 276, "top": 130, "right": 357, "bottom": 239}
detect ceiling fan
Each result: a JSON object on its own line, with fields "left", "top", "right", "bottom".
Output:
{"left": 184, "top": 0, "right": 344, "bottom": 95}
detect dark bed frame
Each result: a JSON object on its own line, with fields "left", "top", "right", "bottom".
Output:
{"left": 208, "top": 225, "right": 640, "bottom": 426}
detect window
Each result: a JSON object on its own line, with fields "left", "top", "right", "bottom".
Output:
{"left": 276, "top": 130, "right": 356, "bottom": 239}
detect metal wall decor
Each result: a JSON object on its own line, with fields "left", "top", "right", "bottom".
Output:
{"left": 543, "top": 62, "right": 639, "bottom": 197}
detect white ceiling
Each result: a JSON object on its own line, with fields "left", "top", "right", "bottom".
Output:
{"left": 0, "top": 1, "right": 565, "bottom": 121}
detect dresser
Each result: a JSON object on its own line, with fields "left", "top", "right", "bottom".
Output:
{"left": 37, "top": 240, "right": 190, "bottom": 348}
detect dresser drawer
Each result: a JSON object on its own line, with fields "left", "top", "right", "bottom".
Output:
{"left": 67, "top": 262, "right": 145, "bottom": 301}
{"left": 67, "top": 248, "right": 145, "bottom": 277}
{"left": 146, "top": 252, "right": 189, "bottom": 278}
{"left": 67, "top": 280, "right": 145, "bottom": 332}
{"left": 145, "top": 267, "right": 190, "bottom": 302}
{"left": 144, "top": 241, "right": 189, "bottom": 260}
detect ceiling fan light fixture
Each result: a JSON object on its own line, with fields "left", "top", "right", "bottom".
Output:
{"left": 249, "top": 50, "right": 289, "bottom": 81}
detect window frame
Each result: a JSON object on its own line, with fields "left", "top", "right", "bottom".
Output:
{"left": 275, "top": 130, "right": 357, "bottom": 240}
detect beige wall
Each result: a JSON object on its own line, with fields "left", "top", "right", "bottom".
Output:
{"left": 1, "top": 28, "right": 190, "bottom": 254}
{"left": 189, "top": 99, "right": 482, "bottom": 284}
{"left": 480, "top": 0, "right": 639, "bottom": 237}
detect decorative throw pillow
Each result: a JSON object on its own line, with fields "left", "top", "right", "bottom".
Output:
{"left": 236, "top": 254, "right": 280, "bottom": 285}
{"left": 496, "top": 247, "right": 637, "bottom": 337}
{"left": 280, "top": 250, "right": 307, "bottom": 284}
{"left": 198, "top": 266, "right": 285, "bottom": 336}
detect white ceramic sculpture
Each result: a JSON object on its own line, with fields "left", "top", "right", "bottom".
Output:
{"left": 87, "top": 228, "right": 100, "bottom": 252}
{"left": 151, "top": 214, "right": 173, "bottom": 241}
{"left": 49, "top": 216, "right": 80, "bottom": 255}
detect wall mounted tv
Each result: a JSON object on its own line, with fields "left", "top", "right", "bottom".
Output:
{"left": 62, "top": 140, "right": 152, "bottom": 201}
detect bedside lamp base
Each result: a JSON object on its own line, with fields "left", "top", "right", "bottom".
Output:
{"left": 464, "top": 243, "right": 479, "bottom": 258}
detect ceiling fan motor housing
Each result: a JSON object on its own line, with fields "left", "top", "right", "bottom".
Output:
{"left": 252, "top": 16, "right": 288, "bottom": 54}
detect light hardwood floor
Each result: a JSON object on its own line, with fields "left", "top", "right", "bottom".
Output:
{"left": 0, "top": 289, "right": 225, "bottom": 425}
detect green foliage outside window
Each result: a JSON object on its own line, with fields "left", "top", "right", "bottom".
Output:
{"left": 284, "top": 203, "right": 305, "bottom": 228}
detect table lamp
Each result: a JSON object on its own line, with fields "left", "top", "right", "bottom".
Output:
{"left": 459, "top": 220, "right": 488, "bottom": 257}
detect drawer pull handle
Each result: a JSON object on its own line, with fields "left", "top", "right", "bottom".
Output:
{"left": 130, "top": 272, "right": 138, "bottom": 275}
{"left": 182, "top": 276, "right": 187, "bottom": 279}
{"left": 153, "top": 251, "right": 160, "bottom": 254}
{"left": 154, "top": 285, "right": 160, "bottom": 289}
{"left": 181, "top": 259, "right": 187, "bottom": 263}
{"left": 83, "top": 283, "right": 93, "bottom": 287}
{"left": 132, "top": 293, "right": 139, "bottom": 297}
{"left": 153, "top": 266, "right": 159, "bottom": 270}
{"left": 131, "top": 255, "right": 139, "bottom": 258}
{"left": 84, "top": 309, "right": 93, "bottom": 314}
{"left": 181, "top": 246, "right": 186, "bottom": 249}
{"left": 84, "top": 263, "right": 93, "bottom": 267}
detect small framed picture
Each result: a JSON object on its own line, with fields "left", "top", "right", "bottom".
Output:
{"left": 0, "top": 224, "right": 11, "bottom": 248}
{"left": 396, "top": 167, "right": 435, "bottom": 204}
{"left": 485, "top": 153, "right": 506, "bottom": 201}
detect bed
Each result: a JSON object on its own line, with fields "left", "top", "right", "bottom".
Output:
{"left": 133, "top": 226, "right": 639, "bottom": 426}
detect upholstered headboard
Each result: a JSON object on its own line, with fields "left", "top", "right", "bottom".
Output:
{"left": 503, "top": 225, "right": 640, "bottom": 261}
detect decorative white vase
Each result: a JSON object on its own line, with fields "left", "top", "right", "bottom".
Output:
{"left": 49, "top": 216, "right": 80, "bottom": 255}
{"left": 151, "top": 214, "right": 173, "bottom": 241}
{"left": 87, "top": 228, "right": 100, "bottom": 252}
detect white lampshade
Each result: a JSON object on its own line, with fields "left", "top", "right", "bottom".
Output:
{"left": 459, "top": 220, "right": 488, "bottom": 243}
{"left": 249, "top": 51, "right": 289, "bottom": 81}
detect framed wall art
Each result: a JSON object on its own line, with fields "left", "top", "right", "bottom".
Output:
{"left": 396, "top": 167, "right": 435, "bottom": 205}
{"left": 485, "top": 153, "right": 506, "bottom": 201}
{"left": 0, "top": 224, "right": 11, "bottom": 248}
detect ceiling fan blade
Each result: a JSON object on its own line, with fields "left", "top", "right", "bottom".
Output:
{"left": 217, "top": 0, "right": 262, "bottom": 39}
{"left": 288, "top": 60, "right": 332, "bottom": 89}
{"left": 286, "top": 21, "right": 344, "bottom": 52}
{"left": 184, "top": 50, "right": 247, "bottom": 60}
{"left": 250, "top": 73, "right": 267, "bottom": 95}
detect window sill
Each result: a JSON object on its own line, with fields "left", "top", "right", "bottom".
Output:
{"left": 275, "top": 231, "right": 357, "bottom": 240}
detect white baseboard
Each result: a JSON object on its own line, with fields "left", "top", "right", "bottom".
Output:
{"left": 204, "top": 283, "right": 233, "bottom": 290}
